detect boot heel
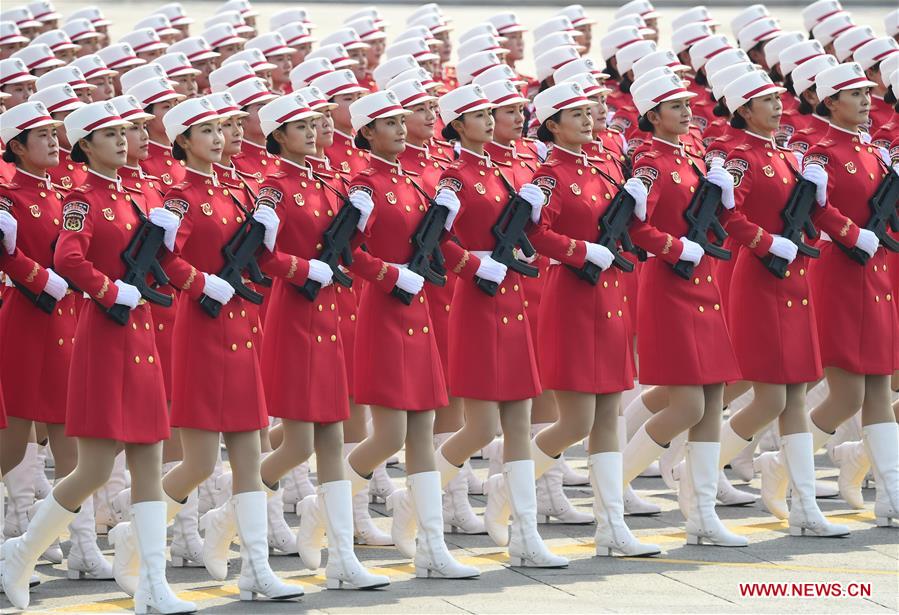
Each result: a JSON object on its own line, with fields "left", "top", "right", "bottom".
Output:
{"left": 239, "top": 589, "right": 258, "bottom": 601}
{"left": 686, "top": 533, "right": 701, "bottom": 545}
{"left": 133, "top": 598, "right": 148, "bottom": 614}
{"left": 414, "top": 566, "right": 432, "bottom": 578}
{"left": 96, "top": 523, "right": 111, "bottom": 535}
{"left": 509, "top": 556, "right": 526, "bottom": 567}
{"left": 875, "top": 516, "right": 893, "bottom": 527}
{"left": 788, "top": 526, "right": 805, "bottom": 536}
{"left": 326, "top": 578, "right": 344, "bottom": 589}
{"left": 171, "top": 556, "right": 186, "bottom": 567}
{"left": 67, "top": 568, "right": 84, "bottom": 580}
{"left": 595, "top": 545, "right": 613, "bottom": 557}
{"left": 539, "top": 515, "right": 550, "bottom": 524}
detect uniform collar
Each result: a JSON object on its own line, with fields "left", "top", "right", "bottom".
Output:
{"left": 307, "top": 154, "right": 331, "bottom": 171}
{"left": 149, "top": 139, "right": 172, "bottom": 152}
{"left": 651, "top": 135, "right": 686, "bottom": 157}
{"left": 743, "top": 129, "right": 777, "bottom": 148}
{"left": 87, "top": 168, "right": 123, "bottom": 192}
{"left": 280, "top": 156, "right": 314, "bottom": 179}
{"left": 15, "top": 167, "right": 53, "bottom": 191}
{"left": 591, "top": 138, "right": 605, "bottom": 153}
{"left": 122, "top": 164, "right": 146, "bottom": 179}
{"left": 488, "top": 140, "right": 517, "bottom": 158}
{"left": 552, "top": 144, "right": 589, "bottom": 165}
{"left": 459, "top": 146, "right": 493, "bottom": 167}
{"left": 186, "top": 166, "right": 220, "bottom": 187}
{"left": 405, "top": 142, "right": 430, "bottom": 157}
{"left": 333, "top": 128, "right": 354, "bottom": 144}
{"left": 826, "top": 122, "right": 865, "bottom": 143}
{"left": 242, "top": 139, "right": 265, "bottom": 152}
{"left": 811, "top": 114, "right": 828, "bottom": 126}
{"left": 370, "top": 153, "right": 404, "bottom": 175}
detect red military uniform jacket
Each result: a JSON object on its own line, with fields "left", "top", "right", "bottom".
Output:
{"left": 48, "top": 147, "right": 87, "bottom": 194}
{"left": 804, "top": 124, "right": 898, "bottom": 374}
{"left": 143, "top": 140, "right": 186, "bottom": 188}
{"left": 233, "top": 139, "right": 281, "bottom": 196}
{"left": 54, "top": 170, "right": 169, "bottom": 443}
{"left": 0, "top": 169, "right": 77, "bottom": 423}
{"left": 347, "top": 154, "right": 450, "bottom": 410}
{"left": 162, "top": 168, "right": 268, "bottom": 432}
{"left": 629, "top": 136, "right": 742, "bottom": 385}
{"left": 326, "top": 128, "right": 369, "bottom": 177}
{"left": 686, "top": 77, "right": 714, "bottom": 134}
{"left": 789, "top": 114, "right": 830, "bottom": 156}
{"left": 437, "top": 147, "right": 542, "bottom": 401}
{"left": 528, "top": 146, "right": 634, "bottom": 393}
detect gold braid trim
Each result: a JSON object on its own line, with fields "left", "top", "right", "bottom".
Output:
{"left": 662, "top": 235, "right": 673, "bottom": 255}
{"left": 839, "top": 220, "right": 853, "bottom": 237}
{"left": 376, "top": 263, "right": 389, "bottom": 281}
{"left": 286, "top": 256, "right": 298, "bottom": 280}
{"left": 182, "top": 267, "right": 197, "bottom": 291}
{"left": 452, "top": 250, "right": 470, "bottom": 275}
{"left": 749, "top": 228, "right": 764, "bottom": 249}
{"left": 95, "top": 277, "right": 109, "bottom": 300}
{"left": 566, "top": 239, "right": 577, "bottom": 257}
{"left": 25, "top": 263, "right": 40, "bottom": 283}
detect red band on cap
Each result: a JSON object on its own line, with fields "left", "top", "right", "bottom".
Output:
{"left": 832, "top": 76, "right": 871, "bottom": 90}
{"left": 284, "top": 34, "right": 312, "bottom": 46}
{"left": 119, "top": 107, "right": 145, "bottom": 118}
{"left": 469, "top": 64, "right": 496, "bottom": 78}
{"left": 226, "top": 73, "right": 255, "bottom": 87}
{"left": 130, "top": 40, "right": 164, "bottom": 53}
{"left": 828, "top": 25, "right": 853, "bottom": 39}
{"left": 400, "top": 91, "right": 429, "bottom": 106}
{"left": 32, "top": 11, "right": 56, "bottom": 20}
{"left": 848, "top": 38, "right": 874, "bottom": 53}
{"left": 323, "top": 81, "right": 362, "bottom": 96}
{"left": 262, "top": 45, "right": 290, "bottom": 56}
{"left": 210, "top": 35, "right": 239, "bottom": 48}
{"left": 142, "top": 88, "right": 179, "bottom": 104}
{"left": 17, "top": 114, "right": 54, "bottom": 130}
{"left": 704, "top": 46, "right": 729, "bottom": 60}
{"left": 872, "top": 49, "right": 899, "bottom": 63}
{"left": 742, "top": 83, "right": 778, "bottom": 99}
{"left": 553, "top": 58, "right": 576, "bottom": 70}
{"left": 81, "top": 66, "right": 108, "bottom": 78}
{"left": 652, "top": 86, "right": 688, "bottom": 102}
{"left": 683, "top": 35, "right": 709, "bottom": 47}
{"left": 358, "top": 29, "right": 380, "bottom": 39}
{"left": 815, "top": 9, "right": 843, "bottom": 24}
{"left": 615, "top": 38, "right": 642, "bottom": 50}
{"left": 215, "top": 105, "right": 241, "bottom": 115}
{"left": 553, "top": 94, "right": 589, "bottom": 109}
{"left": 45, "top": 97, "right": 80, "bottom": 112}
{"left": 368, "top": 103, "right": 403, "bottom": 119}
{"left": 497, "top": 23, "right": 523, "bottom": 33}
{"left": 186, "top": 48, "right": 214, "bottom": 60}
{"left": 0, "top": 34, "right": 25, "bottom": 43}
{"left": 492, "top": 92, "right": 522, "bottom": 105}
{"left": 304, "top": 69, "right": 331, "bottom": 83}
{"left": 792, "top": 53, "right": 822, "bottom": 67}
{"left": 276, "top": 106, "right": 313, "bottom": 122}
{"left": 234, "top": 89, "right": 272, "bottom": 106}
{"left": 107, "top": 56, "right": 139, "bottom": 68}
{"left": 331, "top": 56, "right": 352, "bottom": 65}
{"left": 181, "top": 109, "right": 217, "bottom": 126}
{"left": 752, "top": 28, "right": 780, "bottom": 43}
{"left": 0, "top": 71, "right": 30, "bottom": 84}
{"left": 83, "top": 113, "right": 125, "bottom": 132}
{"left": 165, "top": 65, "right": 193, "bottom": 75}
{"left": 454, "top": 97, "right": 490, "bottom": 114}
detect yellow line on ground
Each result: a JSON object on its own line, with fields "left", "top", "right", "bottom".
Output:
{"left": 46, "top": 510, "right": 889, "bottom": 613}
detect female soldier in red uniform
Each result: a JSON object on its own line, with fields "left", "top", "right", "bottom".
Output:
{"left": 621, "top": 73, "right": 747, "bottom": 547}
{"left": 341, "top": 89, "right": 479, "bottom": 580}
{"left": 433, "top": 84, "right": 567, "bottom": 568}
{"left": 252, "top": 93, "right": 388, "bottom": 590}
{"left": 1, "top": 101, "right": 194, "bottom": 614}
{"left": 151, "top": 97, "right": 302, "bottom": 602}
{"left": 313, "top": 69, "right": 370, "bottom": 177}
{"left": 774, "top": 63, "right": 898, "bottom": 527}
{"left": 787, "top": 55, "right": 841, "bottom": 158}
{"left": 526, "top": 82, "right": 661, "bottom": 558}
{"left": 718, "top": 71, "right": 851, "bottom": 537}
{"left": 127, "top": 77, "right": 186, "bottom": 188}
{"left": 0, "top": 100, "right": 112, "bottom": 580}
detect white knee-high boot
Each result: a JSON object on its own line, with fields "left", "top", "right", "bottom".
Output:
{"left": 683, "top": 442, "right": 748, "bottom": 547}
{"left": 617, "top": 417, "right": 661, "bottom": 516}
{"left": 66, "top": 496, "right": 114, "bottom": 580}
{"left": 132, "top": 501, "right": 197, "bottom": 615}
{"left": 863, "top": 422, "right": 899, "bottom": 527}
{"left": 781, "top": 434, "right": 851, "bottom": 537}
{"left": 505, "top": 461, "right": 569, "bottom": 567}
{"left": 435, "top": 436, "right": 485, "bottom": 535}
{"left": 756, "top": 421, "right": 832, "bottom": 519}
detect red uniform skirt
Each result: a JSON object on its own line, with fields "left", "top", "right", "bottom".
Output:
{"left": 261, "top": 280, "right": 349, "bottom": 423}
{"left": 354, "top": 282, "right": 448, "bottom": 411}
{"left": 448, "top": 270, "right": 542, "bottom": 401}
{"left": 810, "top": 243, "right": 898, "bottom": 375}
{"left": 522, "top": 256, "right": 549, "bottom": 345}
{"left": 714, "top": 237, "right": 739, "bottom": 316}
{"left": 426, "top": 273, "right": 457, "bottom": 382}
{"left": 170, "top": 295, "right": 268, "bottom": 432}
{"left": 150, "top": 296, "right": 177, "bottom": 401}
{"left": 728, "top": 251, "right": 822, "bottom": 384}
{"left": 65, "top": 301, "right": 169, "bottom": 443}
{"left": 0, "top": 290, "right": 78, "bottom": 423}
{"left": 620, "top": 262, "right": 639, "bottom": 336}
{"left": 537, "top": 264, "right": 634, "bottom": 394}
{"left": 336, "top": 282, "right": 359, "bottom": 390}
{"left": 636, "top": 257, "right": 741, "bottom": 385}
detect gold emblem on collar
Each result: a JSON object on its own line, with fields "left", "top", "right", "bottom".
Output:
{"left": 29, "top": 204, "right": 41, "bottom": 218}
{"left": 102, "top": 207, "right": 115, "bottom": 221}
{"left": 474, "top": 182, "right": 486, "bottom": 194}
{"left": 762, "top": 164, "right": 775, "bottom": 177}
{"left": 294, "top": 193, "right": 305, "bottom": 206}
{"left": 200, "top": 203, "right": 213, "bottom": 216}
{"left": 670, "top": 171, "right": 681, "bottom": 184}
{"left": 386, "top": 192, "right": 397, "bottom": 204}
{"left": 844, "top": 161, "right": 857, "bottom": 174}
{"left": 570, "top": 183, "right": 581, "bottom": 195}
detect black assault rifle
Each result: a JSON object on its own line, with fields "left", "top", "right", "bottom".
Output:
{"left": 671, "top": 165, "right": 730, "bottom": 280}
{"left": 760, "top": 176, "right": 820, "bottom": 279}
{"left": 391, "top": 177, "right": 448, "bottom": 305}
{"left": 0, "top": 227, "right": 59, "bottom": 313}
{"left": 475, "top": 170, "right": 539, "bottom": 296}
{"left": 836, "top": 167, "right": 899, "bottom": 265}
{"left": 106, "top": 204, "right": 173, "bottom": 325}
{"left": 295, "top": 172, "right": 356, "bottom": 301}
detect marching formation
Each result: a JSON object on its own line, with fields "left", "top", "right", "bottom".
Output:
{"left": 0, "top": 0, "right": 897, "bottom": 612}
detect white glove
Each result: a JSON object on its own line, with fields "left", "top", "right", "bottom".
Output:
{"left": 768, "top": 234, "right": 798, "bottom": 263}
{"left": 201, "top": 272, "right": 235, "bottom": 305}
{"left": 793, "top": 151, "right": 804, "bottom": 168}
{"left": 252, "top": 206, "right": 280, "bottom": 252}
{"left": 854, "top": 228, "right": 879, "bottom": 258}
{"left": 307, "top": 258, "right": 333, "bottom": 286}
{"left": 678, "top": 236, "right": 703, "bottom": 265}
{"left": 43, "top": 268, "right": 68, "bottom": 300}
{"left": 395, "top": 266, "right": 424, "bottom": 295}
{"left": 349, "top": 191, "right": 374, "bottom": 232}
{"left": 518, "top": 183, "right": 545, "bottom": 224}
{"left": 706, "top": 159, "right": 735, "bottom": 210}
{"left": 0, "top": 210, "right": 17, "bottom": 254}
{"left": 859, "top": 131, "right": 871, "bottom": 144}
{"left": 148, "top": 207, "right": 180, "bottom": 252}
{"left": 802, "top": 164, "right": 828, "bottom": 206}
{"left": 585, "top": 242, "right": 614, "bottom": 270}
{"left": 113, "top": 279, "right": 141, "bottom": 309}
{"left": 475, "top": 254, "right": 507, "bottom": 284}
{"left": 623, "top": 178, "right": 648, "bottom": 221}
{"left": 434, "top": 188, "right": 461, "bottom": 231}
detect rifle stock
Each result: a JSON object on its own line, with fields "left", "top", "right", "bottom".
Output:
{"left": 671, "top": 179, "right": 730, "bottom": 280}
{"left": 836, "top": 168, "right": 899, "bottom": 265}
{"left": 761, "top": 177, "right": 819, "bottom": 278}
